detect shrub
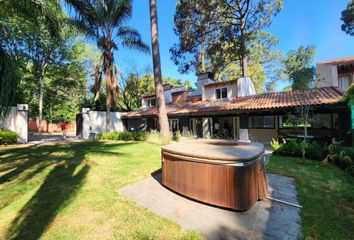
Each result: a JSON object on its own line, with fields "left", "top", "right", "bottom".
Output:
{"left": 96, "top": 131, "right": 147, "bottom": 141}
{"left": 0, "top": 130, "right": 18, "bottom": 145}
{"left": 146, "top": 130, "right": 172, "bottom": 145}
{"left": 272, "top": 138, "right": 326, "bottom": 160}
{"left": 270, "top": 138, "right": 284, "bottom": 151}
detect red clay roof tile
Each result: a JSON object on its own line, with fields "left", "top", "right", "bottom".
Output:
{"left": 123, "top": 87, "right": 344, "bottom": 118}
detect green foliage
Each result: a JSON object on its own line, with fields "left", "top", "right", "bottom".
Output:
{"left": 270, "top": 138, "right": 283, "bottom": 151}
{"left": 68, "top": 0, "right": 149, "bottom": 115}
{"left": 0, "top": 130, "right": 18, "bottom": 145}
{"left": 0, "top": 46, "right": 19, "bottom": 117}
{"left": 325, "top": 139, "right": 354, "bottom": 175}
{"left": 341, "top": 0, "right": 354, "bottom": 36}
{"left": 146, "top": 130, "right": 172, "bottom": 145}
{"left": 96, "top": 131, "right": 147, "bottom": 141}
{"left": 163, "top": 75, "right": 194, "bottom": 91}
{"left": 283, "top": 46, "right": 316, "bottom": 91}
{"left": 272, "top": 139, "right": 326, "bottom": 160}
{"left": 171, "top": 0, "right": 282, "bottom": 81}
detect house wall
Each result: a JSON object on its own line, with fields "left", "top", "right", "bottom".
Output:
{"left": 81, "top": 109, "right": 125, "bottom": 139}
{"left": 315, "top": 63, "right": 339, "bottom": 88}
{"left": 203, "top": 82, "right": 237, "bottom": 101}
{"left": 248, "top": 116, "right": 279, "bottom": 144}
{"left": 0, "top": 105, "right": 28, "bottom": 143}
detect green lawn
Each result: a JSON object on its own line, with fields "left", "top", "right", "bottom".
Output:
{"left": 267, "top": 156, "right": 354, "bottom": 239}
{"left": 0, "top": 141, "right": 200, "bottom": 240}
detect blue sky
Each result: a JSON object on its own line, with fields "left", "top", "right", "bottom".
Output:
{"left": 115, "top": 0, "right": 354, "bottom": 90}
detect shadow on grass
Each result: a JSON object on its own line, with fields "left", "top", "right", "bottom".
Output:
{"left": 1, "top": 141, "right": 135, "bottom": 240}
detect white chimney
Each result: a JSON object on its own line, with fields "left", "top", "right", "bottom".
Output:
{"left": 237, "top": 77, "right": 256, "bottom": 97}
{"left": 192, "top": 72, "right": 215, "bottom": 96}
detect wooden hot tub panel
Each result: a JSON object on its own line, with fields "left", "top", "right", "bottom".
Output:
{"left": 162, "top": 152, "right": 268, "bottom": 211}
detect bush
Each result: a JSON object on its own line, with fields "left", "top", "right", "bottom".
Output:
{"left": 146, "top": 130, "right": 172, "bottom": 145}
{"left": 0, "top": 130, "right": 18, "bottom": 145}
{"left": 96, "top": 131, "right": 147, "bottom": 141}
{"left": 270, "top": 138, "right": 283, "bottom": 151}
{"left": 272, "top": 138, "right": 326, "bottom": 160}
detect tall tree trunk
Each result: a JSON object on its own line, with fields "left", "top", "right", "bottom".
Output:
{"left": 239, "top": 18, "right": 248, "bottom": 77}
{"left": 105, "top": 29, "right": 112, "bottom": 133}
{"left": 149, "top": 0, "right": 170, "bottom": 139}
{"left": 38, "top": 63, "right": 47, "bottom": 134}
{"left": 105, "top": 59, "right": 112, "bottom": 133}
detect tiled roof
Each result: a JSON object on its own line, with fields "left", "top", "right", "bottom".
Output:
{"left": 318, "top": 56, "right": 354, "bottom": 65}
{"left": 123, "top": 87, "right": 344, "bottom": 118}
{"left": 204, "top": 79, "right": 237, "bottom": 88}
{"left": 123, "top": 102, "right": 186, "bottom": 118}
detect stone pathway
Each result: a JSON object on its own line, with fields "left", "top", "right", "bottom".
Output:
{"left": 119, "top": 173, "right": 301, "bottom": 240}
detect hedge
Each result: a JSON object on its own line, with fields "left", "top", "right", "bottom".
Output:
{"left": 96, "top": 132, "right": 147, "bottom": 141}
{"left": 0, "top": 130, "right": 18, "bottom": 145}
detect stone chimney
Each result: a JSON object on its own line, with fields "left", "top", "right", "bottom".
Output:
{"left": 194, "top": 72, "right": 215, "bottom": 96}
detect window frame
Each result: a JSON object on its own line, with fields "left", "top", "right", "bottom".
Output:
{"left": 279, "top": 113, "right": 334, "bottom": 130}
{"left": 146, "top": 98, "right": 156, "bottom": 107}
{"left": 338, "top": 74, "right": 351, "bottom": 91}
{"left": 248, "top": 116, "right": 275, "bottom": 129}
{"left": 215, "top": 87, "right": 228, "bottom": 99}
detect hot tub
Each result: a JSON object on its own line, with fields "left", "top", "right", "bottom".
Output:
{"left": 161, "top": 139, "right": 268, "bottom": 211}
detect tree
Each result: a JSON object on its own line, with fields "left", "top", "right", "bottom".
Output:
{"left": 283, "top": 46, "right": 316, "bottom": 91}
{"left": 68, "top": 0, "right": 149, "bottom": 132}
{"left": 149, "top": 0, "right": 170, "bottom": 139}
{"left": 171, "top": 0, "right": 282, "bottom": 78}
{"left": 0, "top": 0, "right": 63, "bottom": 117}
{"left": 118, "top": 73, "right": 154, "bottom": 111}
{"left": 0, "top": 47, "right": 18, "bottom": 118}
{"left": 341, "top": 0, "right": 354, "bottom": 36}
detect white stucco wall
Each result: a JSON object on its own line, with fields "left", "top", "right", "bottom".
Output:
{"left": 203, "top": 81, "right": 237, "bottom": 101}
{"left": 237, "top": 77, "right": 256, "bottom": 97}
{"left": 82, "top": 109, "right": 125, "bottom": 139}
{"left": 0, "top": 105, "right": 28, "bottom": 143}
{"left": 315, "top": 63, "right": 338, "bottom": 88}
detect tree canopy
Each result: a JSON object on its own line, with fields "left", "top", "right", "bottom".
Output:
{"left": 341, "top": 0, "right": 354, "bottom": 36}
{"left": 171, "top": 0, "right": 282, "bottom": 79}
{"left": 283, "top": 46, "right": 316, "bottom": 91}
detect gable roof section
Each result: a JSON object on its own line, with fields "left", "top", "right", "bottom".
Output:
{"left": 123, "top": 87, "right": 344, "bottom": 118}
{"left": 318, "top": 56, "right": 354, "bottom": 65}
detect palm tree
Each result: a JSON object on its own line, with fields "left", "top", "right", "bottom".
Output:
{"left": 68, "top": 0, "right": 149, "bottom": 131}
{"left": 149, "top": 0, "right": 170, "bottom": 139}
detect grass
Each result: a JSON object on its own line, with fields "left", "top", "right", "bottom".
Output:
{"left": 0, "top": 141, "right": 201, "bottom": 240}
{"left": 267, "top": 156, "right": 354, "bottom": 239}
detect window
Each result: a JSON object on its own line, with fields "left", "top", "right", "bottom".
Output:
{"left": 312, "top": 114, "right": 331, "bottom": 129}
{"left": 147, "top": 98, "right": 156, "bottom": 107}
{"left": 279, "top": 115, "right": 312, "bottom": 128}
{"left": 169, "top": 119, "right": 179, "bottom": 132}
{"left": 216, "top": 89, "right": 221, "bottom": 99}
{"left": 248, "top": 116, "right": 275, "bottom": 129}
{"left": 216, "top": 87, "right": 227, "bottom": 99}
{"left": 339, "top": 75, "right": 350, "bottom": 90}
{"left": 279, "top": 114, "right": 333, "bottom": 129}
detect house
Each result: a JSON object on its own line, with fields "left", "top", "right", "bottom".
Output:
{"left": 122, "top": 59, "right": 353, "bottom": 146}
{"left": 316, "top": 56, "right": 354, "bottom": 91}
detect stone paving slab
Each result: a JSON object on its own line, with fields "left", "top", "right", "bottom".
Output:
{"left": 119, "top": 173, "right": 301, "bottom": 240}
